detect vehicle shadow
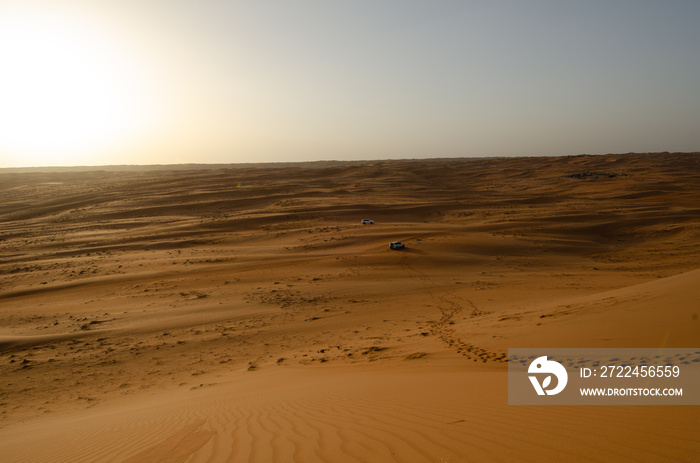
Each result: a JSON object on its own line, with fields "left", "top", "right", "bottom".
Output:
{"left": 395, "top": 246, "right": 426, "bottom": 255}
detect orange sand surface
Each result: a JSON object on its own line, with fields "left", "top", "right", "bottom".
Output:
{"left": 0, "top": 153, "right": 698, "bottom": 461}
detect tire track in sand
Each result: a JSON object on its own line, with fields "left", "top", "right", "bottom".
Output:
{"left": 399, "top": 256, "right": 506, "bottom": 363}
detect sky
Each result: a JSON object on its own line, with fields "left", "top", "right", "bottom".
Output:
{"left": 1, "top": 0, "right": 699, "bottom": 168}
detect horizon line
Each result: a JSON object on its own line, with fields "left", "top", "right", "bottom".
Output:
{"left": 1, "top": 151, "right": 696, "bottom": 173}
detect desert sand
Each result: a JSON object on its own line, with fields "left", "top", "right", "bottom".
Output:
{"left": 0, "top": 153, "right": 698, "bottom": 462}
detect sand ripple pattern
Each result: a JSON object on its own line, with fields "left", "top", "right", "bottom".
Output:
{"left": 2, "top": 368, "right": 698, "bottom": 463}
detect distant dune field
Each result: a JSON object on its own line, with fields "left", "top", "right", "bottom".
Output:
{"left": 0, "top": 153, "right": 698, "bottom": 462}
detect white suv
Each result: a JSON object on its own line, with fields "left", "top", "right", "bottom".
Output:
{"left": 361, "top": 219, "right": 374, "bottom": 224}
{"left": 389, "top": 241, "right": 405, "bottom": 250}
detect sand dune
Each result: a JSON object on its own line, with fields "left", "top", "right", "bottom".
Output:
{"left": 0, "top": 153, "right": 698, "bottom": 461}
{"left": 496, "top": 268, "right": 700, "bottom": 349}
{"left": 2, "top": 364, "right": 698, "bottom": 463}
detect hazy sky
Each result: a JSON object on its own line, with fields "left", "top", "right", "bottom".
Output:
{"left": 1, "top": 0, "right": 699, "bottom": 167}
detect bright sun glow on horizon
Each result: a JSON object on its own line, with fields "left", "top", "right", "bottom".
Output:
{"left": 0, "top": 4, "right": 156, "bottom": 167}
{"left": 0, "top": 1, "right": 698, "bottom": 168}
